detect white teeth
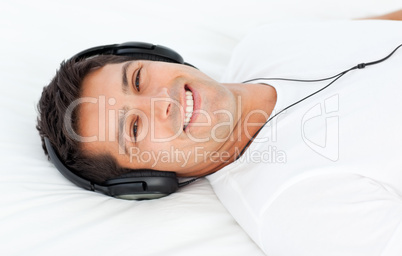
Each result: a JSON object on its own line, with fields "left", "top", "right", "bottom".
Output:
{"left": 184, "top": 90, "right": 194, "bottom": 129}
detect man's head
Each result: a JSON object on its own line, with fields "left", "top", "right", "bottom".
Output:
{"left": 37, "top": 43, "right": 244, "bottom": 188}
{"left": 36, "top": 45, "right": 191, "bottom": 185}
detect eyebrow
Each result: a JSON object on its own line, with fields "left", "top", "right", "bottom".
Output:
{"left": 118, "top": 61, "right": 135, "bottom": 155}
{"left": 121, "top": 61, "right": 133, "bottom": 94}
{"left": 118, "top": 106, "right": 131, "bottom": 155}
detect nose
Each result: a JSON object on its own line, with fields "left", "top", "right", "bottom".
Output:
{"left": 151, "top": 87, "right": 172, "bottom": 120}
{"left": 124, "top": 87, "right": 173, "bottom": 122}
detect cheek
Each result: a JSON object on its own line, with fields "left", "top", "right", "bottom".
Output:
{"left": 187, "top": 90, "right": 237, "bottom": 141}
{"left": 139, "top": 118, "right": 182, "bottom": 144}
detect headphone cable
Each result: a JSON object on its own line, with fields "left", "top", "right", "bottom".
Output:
{"left": 178, "top": 177, "right": 202, "bottom": 187}
{"left": 236, "top": 43, "right": 402, "bottom": 160}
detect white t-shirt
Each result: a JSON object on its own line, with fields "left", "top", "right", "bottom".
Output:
{"left": 207, "top": 20, "right": 402, "bottom": 256}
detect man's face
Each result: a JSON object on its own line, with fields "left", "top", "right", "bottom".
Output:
{"left": 77, "top": 60, "right": 240, "bottom": 176}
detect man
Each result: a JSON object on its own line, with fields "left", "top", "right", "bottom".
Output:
{"left": 36, "top": 10, "right": 401, "bottom": 184}
{"left": 38, "top": 11, "right": 402, "bottom": 255}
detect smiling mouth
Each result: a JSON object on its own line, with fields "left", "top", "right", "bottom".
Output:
{"left": 183, "top": 87, "right": 194, "bottom": 130}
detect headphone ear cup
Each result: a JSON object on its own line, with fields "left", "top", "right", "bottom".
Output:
{"left": 115, "top": 42, "right": 185, "bottom": 64}
{"left": 102, "top": 169, "right": 179, "bottom": 200}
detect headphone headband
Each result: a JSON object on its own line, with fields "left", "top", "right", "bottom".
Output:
{"left": 74, "top": 42, "right": 184, "bottom": 62}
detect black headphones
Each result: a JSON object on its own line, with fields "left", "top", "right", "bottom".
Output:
{"left": 45, "top": 42, "right": 198, "bottom": 200}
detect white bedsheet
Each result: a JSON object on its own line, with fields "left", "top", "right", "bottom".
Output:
{"left": 0, "top": 0, "right": 401, "bottom": 255}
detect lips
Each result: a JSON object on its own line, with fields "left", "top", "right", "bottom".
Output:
{"left": 183, "top": 87, "right": 194, "bottom": 130}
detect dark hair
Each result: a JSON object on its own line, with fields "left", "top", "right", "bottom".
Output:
{"left": 37, "top": 53, "right": 174, "bottom": 184}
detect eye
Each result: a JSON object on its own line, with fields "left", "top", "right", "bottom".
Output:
{"left": 135, "top": 68, "right": 141, "bottom": 92}
{"left": 132, "top": 117, "right": 139, "bottom": 142}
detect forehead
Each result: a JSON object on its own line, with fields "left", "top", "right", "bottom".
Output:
{"left": 77, "top": 63, "right": 127, "bottom": 154}
{"left": 81, "top": 62, "right": 125, "bottom": 96}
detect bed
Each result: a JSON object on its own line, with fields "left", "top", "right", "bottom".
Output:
{"left": 1, "top": 0, "right": 401, "bottom": 255}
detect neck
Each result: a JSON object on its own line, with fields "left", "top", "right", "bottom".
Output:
{"left": 206, "top": 82, "right": 277, "bottom": 174}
